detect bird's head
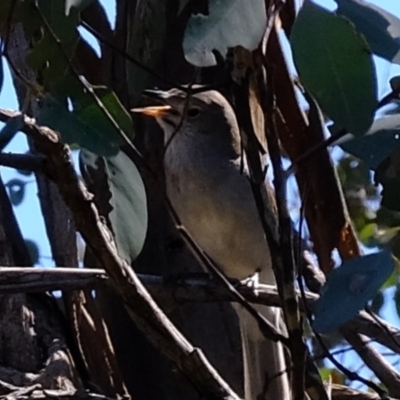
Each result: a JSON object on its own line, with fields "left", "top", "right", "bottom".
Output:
{"left": 131, "top": 88, "right": 239, "bottom": 144}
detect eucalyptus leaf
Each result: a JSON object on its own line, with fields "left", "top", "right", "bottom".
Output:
{"left": 5, "top": 178, "right": 26, "bottom": 206}
{"left": 291, "top": 1, "right": 377, "bottom": 136}
{"left": 340, "top": 114, "right": 400, "bottom": 170}
{"left": 38, "top": 86, "right": 132, "bottom": 156}
{"left": 38, "top": 95, "right": 118, "bottom": 156}
{"left": 80, "top": 150, "right": 147, "bottom": 263}
{"left": 183, "top": 0, "right": 266, "bottom": 66}
{"left": 336, "top": 0, "right": 400, "bottom": 64}
{"left": 24, "top": 0, "right": 80, "bottom": 92}
{"left": 25, "top": 239, "right": 40, "bottom": 265}
{"left": 380, "top": 259, "right": 400, "bottom": 289}
{"left": 374, "top": 156, "right": 400, "bottom": 212}
{"left": 73, "top": 87, "right": 133, "bottom": 139}
{"left": 313, "top": 250, "right": 395, "bottom": 333}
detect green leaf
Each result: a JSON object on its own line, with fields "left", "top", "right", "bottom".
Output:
{"left": 338, "top": 155, "right": 373, "bottom": 191}
{"left": 387, "top": 231, "right": 400, "bottom": 262}
{"left": 24, "top": 0, "right": 80, "bottom": 92}
{"left": 375, "top": 226, "right": 400, "bottom": 245}
{"left": 25, "top": 239, "right": 40, "bottom": 265}
{"left": 374, "top": 157, "right": 400, "bottom": 212}
{"left": 183, "top": 0, "right": 266, "bottom": 66}
{"left": 340, "top": 114, "right": 400, "bottom": 170}
{"left": 380, "top": 261, "right": 399, "bottom": 289}
{"left": 5, "top": 178, "right": 26, "bottom": 206}
{"left": 318, "top": 368, "right": 346, "bottom": 385}
{"left": 80, "top": 150, "right": 148, "bottom": 263}
{"left": 0, "top": 115, "right": 24, "bottom": 151}
{"left": 359, "top": 223, "right": 378, "bottom": 246}
{"left": 0, "top": 0, "right": 81, "bottom": 98}
{"left": 38, "top": 86, "right": 132, "bottom": 156}
{"left": 336, "top": 0, "right": 400, "bottom": 64}
{"left": 73, "top": 87, "right": 133, "bottom": 141}
{"left": 313, "top": 250, "right": 395, "bottom": 333}
{"left": 38, "top": 95, "right": 117, "bottom": 156}
{"left": 291, "top": 1, "right": 377, "bottom": 136}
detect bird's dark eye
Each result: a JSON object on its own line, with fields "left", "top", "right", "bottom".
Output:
{"left": 187, "top": 107, "right": 200, "bottom": 118}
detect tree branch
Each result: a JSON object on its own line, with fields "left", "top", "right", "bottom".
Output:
{"left": 342, "top": 329, "right": 400, "bottom": 398}
{"left": 0, "top": 267, "right": 107, "bottom": 293}
{"left": 331, "top": 384, "right": 396, "bottom": 400}
{"left": 0, "top": 109, "right": 240, "bottom": 400}
{"left": 0, "top": 152, "right": 45, "bottom": 172}
{"left": 0, "top": 265, "right": 399, "bottom": 366}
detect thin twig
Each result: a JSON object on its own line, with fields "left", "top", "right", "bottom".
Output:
{"left": 261, "top": 52, "right": 306, "bottom": 400}
{"left": 80, "top": 20, "right": 229, "bottom": 96}
{"left": 313, "top": 329, "right": 388, "bottom": 399}
{"left": 80, "top": 21, "right": 188, "bottom": 92}
{"left": 342, "top": 329, "right": 400, "bottom": 397}
{"left": 162, "top": 71, "right": 199, "bottom": 158}
{"left": 289, "top": 82, "right": 400, "bottom": 173}
{"left": 331, "top": 384, "right": 395, "bottom": 400}
{"left": 172, "top": 222, "right": 289, "bottom": 345}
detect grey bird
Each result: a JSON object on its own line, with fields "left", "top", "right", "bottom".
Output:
{"left": 134, "top": 89, "right": 290, "bottom": 400}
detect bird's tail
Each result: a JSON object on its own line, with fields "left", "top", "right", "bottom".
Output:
{"left": 234, "top": 303, "right": 290, "bottom": 400}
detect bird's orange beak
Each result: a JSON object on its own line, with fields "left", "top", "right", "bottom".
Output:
{"left": 130, "top": 105, "right": 172, "bottom": 117}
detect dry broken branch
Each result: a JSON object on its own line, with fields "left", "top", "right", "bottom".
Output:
{"left": 0, "top": 266, "right": 399, "bottom": 364}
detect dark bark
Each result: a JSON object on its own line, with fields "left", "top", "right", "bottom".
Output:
{"left": 6, "top": 23, "right": 128, "bottom": 399}
{"left": 0, "top": 168, "right": 81, "bottom": 397}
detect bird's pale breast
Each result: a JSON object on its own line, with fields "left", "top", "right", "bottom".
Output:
{"left": 164, "top": 135, "right": 274, "bottom": 283}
